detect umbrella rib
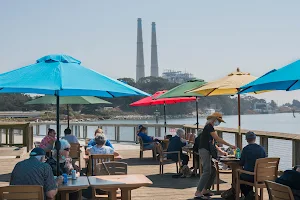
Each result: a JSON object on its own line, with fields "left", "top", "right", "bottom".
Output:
{"left": 286, "top": 80, "right": 298, "bottom": 91}
{"left": 106, "top": 91, "right": 115, "bottom": 98}
{"left": 205, "top": 88, "right": 217, "bottom": 96}
{"left": 239, "top": 86, "right": 252, "bottom": 94}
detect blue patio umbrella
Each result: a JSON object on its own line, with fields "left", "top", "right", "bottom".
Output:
{"left": 0, "top": 54, "right": 149, "bottom": 175}
{"left": 240, "top": 60, "right": 300, "bottom": 93}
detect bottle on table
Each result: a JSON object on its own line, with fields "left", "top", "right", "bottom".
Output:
{"left": 235, "top": 148, "right": 241, "bottom": 159}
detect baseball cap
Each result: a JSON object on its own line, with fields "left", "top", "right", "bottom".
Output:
{"left": 138, "top": 125, "right": 144, "bottom": 129}
{"left": 245, "top": 131, "right": 256, "bottom": 140}
{"left": 30, "top": 147, "right": 46, "bottom": 156}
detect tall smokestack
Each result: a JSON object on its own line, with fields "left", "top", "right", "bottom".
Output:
{"left": 136, "top": 18, "right": 145, "bottom": 81}
{"left": 151, "top": 22, "right": 159, "bottom": 77}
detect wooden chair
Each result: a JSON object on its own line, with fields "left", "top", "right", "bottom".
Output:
{"left": 138, "top": 137, "right": 156, "bottom": 159}
{"left": 213, "top": 160, "right": 232, "bottom": 192}
{"left": 93, "top": 162, "right": 128, "bottom": 200}
{"left": 236, "top": 157, "right": 280, "bottom": 200}
{"left": 69, "top": 143, "right": 81, "bottom": 169}
{"left": 88, "top": 154, "right": 115, "bottom": 176}
{"left": 265, "top": 181, "right": 294, "bottom": 200}
{"left": 156, "top": 143, "right": 181, "bottom": 175}
{"left": 0, "top": 185, "right": 44, "bottom": 200}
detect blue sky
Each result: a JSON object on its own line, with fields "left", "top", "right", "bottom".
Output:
{"left": 1, "top": 0, "right": 300, "bottom": 104}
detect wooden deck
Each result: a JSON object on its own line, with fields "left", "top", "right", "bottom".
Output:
{"left": 0, "top": 144, "right": 270, "bottom": 200}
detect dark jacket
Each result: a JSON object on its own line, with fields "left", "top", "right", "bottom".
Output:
{"left": 167, "top": 136, "right": 186, "bottom": 161}
{"left": 276, "top": 170, "right": 300, "bottom": 190}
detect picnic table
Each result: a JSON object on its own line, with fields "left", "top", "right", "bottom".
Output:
{"left": 88, "top": 174, "right": 153, "bottom": 200}
{"left": 58, "top": 176, "right": 89, "bottom": 200}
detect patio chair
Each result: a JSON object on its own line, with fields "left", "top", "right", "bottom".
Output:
{"left": 69, "top": 143, "right": 81, "bottom": 169}
{"left": 236, "top": 157, "right": 280, "bottom": 200}
{"left": 138, "top": 136, "right": 156, "bottom": 159}
{"left": 265, "top": 181, "right": 294, "bottom": 200}
{"left": 93, "top": 162, "right": 128, "bottom": 200}
{"left": 88, "top": 154, "right": 115, "bottom": 176}
{"left": 213, "top": 160, "right": 232, "bottom": 192}
{"left": 0, "top": 185, "right": 44, "bottom": 200}
{"left": 156, "top": 143, "right": 181, "bottom": 175}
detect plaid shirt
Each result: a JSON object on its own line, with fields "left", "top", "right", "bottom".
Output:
{"left": 39, "top": 135, "right": 56, "bottom": 150}
{"left": 10, "top": 157, "right": 57, "bottom": 198}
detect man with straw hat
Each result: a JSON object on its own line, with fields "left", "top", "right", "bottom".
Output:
{"left": 194, "top": 112, "right": 236, "bottom": 199}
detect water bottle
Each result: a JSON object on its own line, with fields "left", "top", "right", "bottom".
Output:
{"left": 71, "top": 170, "right": 77, "bottom": 180}
{"left": 236, "top": 148, "right": 241, "bottom": 159}
{"left": 62, "top": 173, "right": 68, "bottom": 184}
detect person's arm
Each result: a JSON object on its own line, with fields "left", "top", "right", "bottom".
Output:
{"left": 106, "top": 140, "right": 114, "bottom": 149}
{"left": 210, "top": 131, "right": 236, "bottom": 149}
{"left": 113, "top": 151, "right": 119, "bottom": 156}
{"left": 44, "top": 165, "right": 59, "bottom": 199}
{"left": 216, "top": 145, "right": 227, "bottom": 156}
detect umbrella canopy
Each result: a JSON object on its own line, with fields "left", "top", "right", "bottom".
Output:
{"left": 25, "top": 96, "right": 112, "bottom": 127}
{"left": 240, "top": 60, "right": 300, "bottom": 93}
{"left": 130, "top": 90, "right": 196, "bottom": 106}
{"left": 189, "top": 68, "right": 257, "bottom": 96}
{"left": 0, "top": 54, "right": 149, "bottom": 97}
{"left": 188, "top": 68, "right": 258, "bottom": 148}
{"left": 25, "top": 96, "right": 112, "bottom": 105}
{"left": 155, "top": 79, "right": 206, "bottom": 130}
{"left": 130, "top": 90, "right": 196, "bottom": 134}
{"left": 0, "top": 54, "right": 149, "bottom": 175}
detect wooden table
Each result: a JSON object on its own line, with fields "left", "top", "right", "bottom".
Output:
{"left": 88, "top": 174, "right": 153, "bottom": 200}
{"left": 83, "top": 154, "right": 123, "bottom": 162}
{"left": 220, "top": 158, "right": 241, "bottom": 196}
{"left": 58, "top": 176, "right": 89, "bottom": 200}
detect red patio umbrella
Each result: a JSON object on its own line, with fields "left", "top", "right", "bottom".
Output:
{"left": 130, "top": 90, "right": 196, "bottom": 134}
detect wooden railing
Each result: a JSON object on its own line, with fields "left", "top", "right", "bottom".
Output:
{"left": 3, "top": 121, "right": 299, "bottom": 167}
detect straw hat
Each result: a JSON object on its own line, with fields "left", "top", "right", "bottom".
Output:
{"left": 206, "top": 112, "right": 225, "bottom": 123}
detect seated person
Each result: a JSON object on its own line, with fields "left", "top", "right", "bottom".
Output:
{"left": 137, "top": 127, "right": 155, "bottom": 150}
{"left": 10, "top": 147, "right": 63, "bottom": 200}
{"left": 276, "top": 166, "right": 300, "bottom": 200}
{"left": 46, "top": 139, "right": 80, "bottom": 199}
{"left": 39, "top": 128, "right": 56, "bottom": 153}
{"left": 239, "top": 132, "right": 267, "bottom": 198}
{"left": 62, "top": 127, "right": 79, "bottom": 144}
{"left": 86, "top": 134, "right": 119, "bottom": 157}
{"left": 87, "top": 128, "right": 113, "bottom": 148}
{"left": 167, "top": 128, "right": 189, "bottom": 166}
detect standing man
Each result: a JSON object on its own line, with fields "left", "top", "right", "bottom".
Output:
{"left": 10, "top": 148, "right": 63, "bottom": 200}
{"left": 239, "top": 131, "right": 267, "bottom": 198}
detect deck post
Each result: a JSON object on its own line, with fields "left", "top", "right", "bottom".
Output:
{"left": 260, "top": 136, "right": 269, "bottom": 156}
{"left": 78, "top": 125, "right": 81, "bottom": 138}
{"left": 235, "top": 132, "right": 242, "bottom": 149}
{"left": 292, "top": 140, "right": 300, "bottom": 166}
{"left": 36, "top": 125, "right": 40, "bottom": 136}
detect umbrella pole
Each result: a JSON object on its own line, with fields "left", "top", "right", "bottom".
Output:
{"left": 55, "top": 95, "right": 60, "bottom": 176}
{"left": 67, "top": 104, "right": 70, "bottom": 128}
{"left": 237, "top": 94, "right": 242, "bottom": 149}
{"left": 196, "top": 97, "right": 199, "bottom": 131}
{"left": 164, "top": 103, "right": 167, "bottom": 135}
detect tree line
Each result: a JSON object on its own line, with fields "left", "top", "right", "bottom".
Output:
{"left": 0, "top": 76, "right": 288, "bottom": 116}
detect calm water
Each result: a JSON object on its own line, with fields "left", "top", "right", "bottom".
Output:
{"left": 34, "top": 113, "right": 298, "bottom": 170}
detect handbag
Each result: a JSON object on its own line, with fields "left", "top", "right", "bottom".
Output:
{"left": 209, "top": 140, "right": 218, "bottom": 159}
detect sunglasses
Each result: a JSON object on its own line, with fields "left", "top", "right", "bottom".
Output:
{"left": 64, "top": 148, "right": 70, "bottom": 151}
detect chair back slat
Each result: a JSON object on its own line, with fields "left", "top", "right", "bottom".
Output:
{"left": 265, "top": 181, "right": 294, "bottom": 200}
{"left": 89, "top": 154, "right": 115, "bottom": 176}
{"left": 255, "top": 158, "right": 280, "bottom": 182}
{"left": 95, "top": 162, "right": 127, "bottom": 175}
{"left": 69, "top": 143, "right": 80, "bottom": 159}
{"left": 138, "top": 137, "right": 144, "bottom": 151}
{"left": 0, "top": 185, "right": 44, "bottom": 200}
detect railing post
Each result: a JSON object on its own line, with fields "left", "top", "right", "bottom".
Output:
{"left": 260, "top": 136, "right": 269, "bottom": 156}
{"left": 134, "top": 127, "right": 137, "bottom": 142}
{"left": 116, "top": 126, "right": 120, "bottom": 143}
{"left": 0, "top": 129, "right": 2, "bottom": 146}
{"left": 46, "top": 124, "right": 50, "bottom": 132}
{"left": 217, "top": 131, "right": 223, "bottom": 139}
{"left": 9, "top": 128, "right": 13, "bottom": 146}
{"left": 292, "top": 139, "right": 300, "bottom": 166}
{"left": 78, "top": 125, "right": 81, "bottom": 138}
{"left": 158, "top": 127, "right": 161, "bottom": 137}
{"left": 36, "top": 125, "right": 40, "bottom": 136}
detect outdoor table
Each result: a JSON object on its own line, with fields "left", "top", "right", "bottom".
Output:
{"left": 58, "top": 176, "right": 89, "bottom": 200}
{"left": 84, "top": 154, "right": 123, "bottom": 162}
{"left": 88, "top": 174, "right": 153, "bottom": 200}
{"left": 219, "top": 158, "right": 241, "bottom": 196}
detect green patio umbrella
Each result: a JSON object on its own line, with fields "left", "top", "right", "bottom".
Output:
{"left": 156, "top": 79, "right": 206, "bottom": 130}
{"left": 25, "top": 96, "right": 111, "bottom": 127}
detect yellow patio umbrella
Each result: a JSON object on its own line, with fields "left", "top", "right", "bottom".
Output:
{"left": 188, "top": 68, "right": 259, "bottom": 147}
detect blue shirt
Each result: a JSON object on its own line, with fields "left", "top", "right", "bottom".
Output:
{"left": 240, "top": 143, "right": 266, "bottom": 172}
{"left": 137, "top": 132, "right": 153, "bottom": 144}
{"left": 87, "top": 139, "right": 113, "bottom": 149}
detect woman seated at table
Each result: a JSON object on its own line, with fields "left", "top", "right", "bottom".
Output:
{"left": 137, "top": 127, "right": 156, "bottom": 150}
{"left": 87, "top": 128, "right": 113, "bottom": 148}
{"left": 46, "top": 139, "right": 80, "bottom": 199}
{"left": 86, "top": 133, "right": 119, "bottom": 156}
{"left": 39, "top": 128, "right": 56, "bottom": 156}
